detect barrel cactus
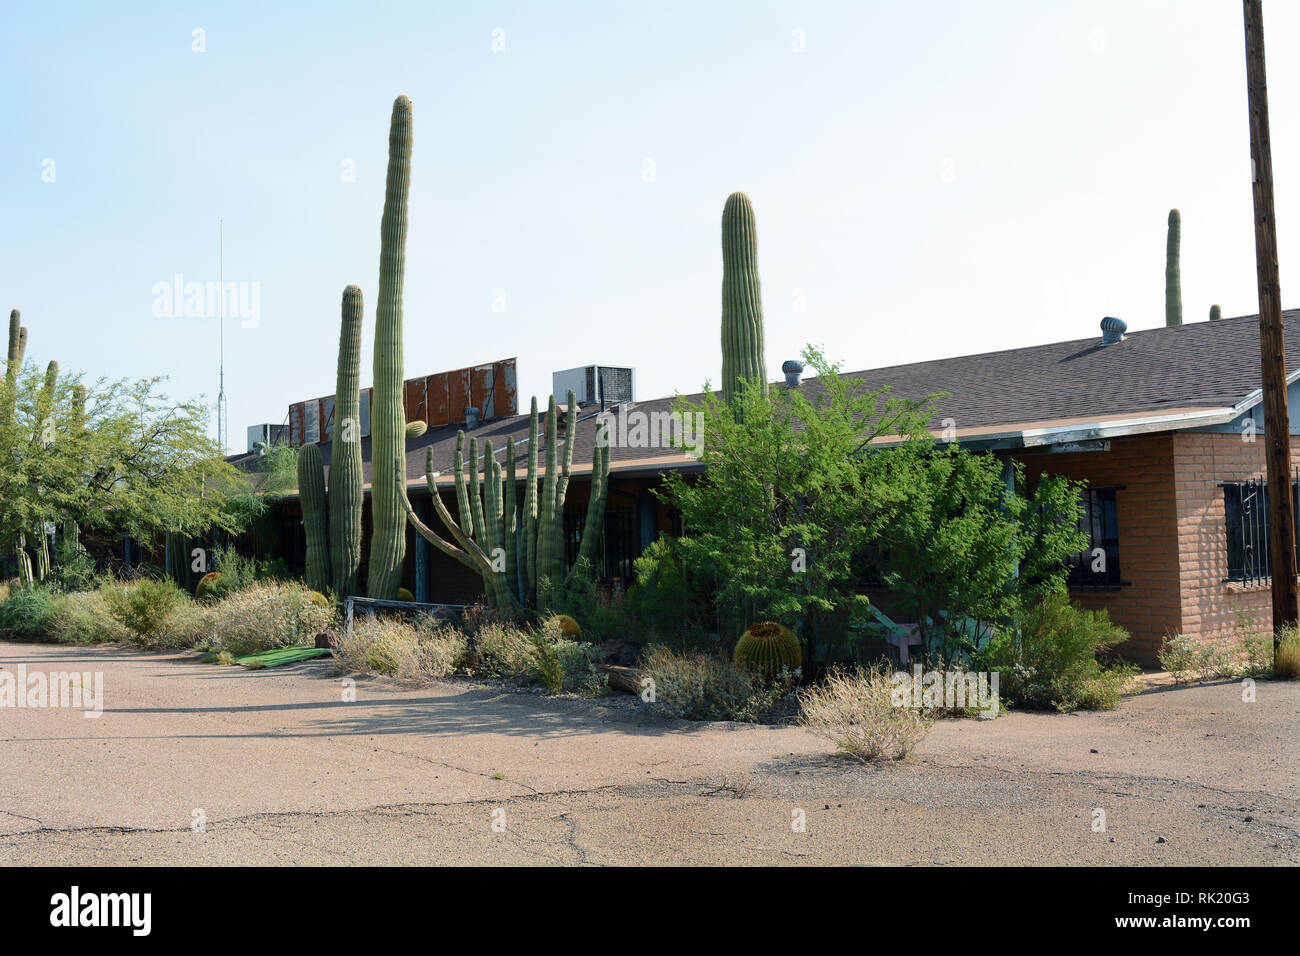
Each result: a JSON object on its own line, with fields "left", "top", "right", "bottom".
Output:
{"left": 548, "top": 614, "right": 581, "bottom": 640}
{"left": 1165, "top": 209, "right": 1182, "bottom": 327}
{"left": 195, "top": 571, "right": 225, "bottom": 603}
{"left": 721, "top": 192, "right": 768, "bottom": 405}
{"left": 367, "top": 93, "right": 414, "bottom": 600}
{"left": 734, "top": 622, "right": 802, "bottom": 679}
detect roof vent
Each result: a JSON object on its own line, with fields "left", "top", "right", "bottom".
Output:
{"left": 782, "top": 359, "right": 805, "bottom": 388}
{"left": 1100, "top": 316, "right": 1127, "bottom": 345}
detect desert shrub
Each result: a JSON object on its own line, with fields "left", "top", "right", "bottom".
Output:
{"left": 979, "top": 591, "right": 1138, "bottom": 712}
{"left": 530, "top": 631, "right": 565, "bottom": 692}
{"left": 0, "top": 586, "right": 56, "bottom": 639}
{"left": 205, "top": 581, "right": 336, "bottom": 657}
{"left": 797, "top": 664, "right": 932, "bottom": 761}
{"left": 471, "top": 620, "right": 539, "bottom": 681}
{"left": 1275, "top": 625, "right": 1300, "bottom": 680}
{"left": 47, "top": 590, "right": 132, "bottom": 645}
{"left": 159, "top": 600, "right": 218, "bottom": 650}
{"left": 638, "top": 644, "right": 794, "bottom": 721}
{"left": 103, "top": 578, "right": 185, "bottom": 642}
{"left": 335, "top": 616, "right": 468, "bottom": 681}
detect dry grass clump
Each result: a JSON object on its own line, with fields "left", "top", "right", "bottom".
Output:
{"left": 46, "top": 590, "right": 132, "bottom": 645}
{"left": 334, "top": 615, "right": 468, "bottom": 682}
{"left": 1275, "top": 625, "right": 1300, "bottom": 680}
{"left": 204, "top": 581, "right": 336, "bottom": 657}
{"left": 797, "top": 664, "right": 932, "bottom": 761}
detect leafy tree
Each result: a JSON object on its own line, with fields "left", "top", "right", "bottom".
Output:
{"left": 659, "top": 346, "right": 936, "bottom": 653}
{"left": 0, "top": 365, "right": 256, "bottom": 580}
{"left": 874, "top": 446, "right": 1088, "bottom": 668}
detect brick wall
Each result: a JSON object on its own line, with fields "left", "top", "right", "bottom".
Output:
{"left": 1170, "top": 431, "right": 1287, "bottom": 651}
{"left": 1015, "top": 433, "right": 1181, "bottom": 665}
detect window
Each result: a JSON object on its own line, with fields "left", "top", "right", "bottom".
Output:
{"left": 1068, "top": 487, "right": 1121, "bottom": 588}
{"left": 1223, "top": 477, "right": 1300, "bottom": 584}
{"left": 563, "top": 508, "right": 638, "bottom": 581}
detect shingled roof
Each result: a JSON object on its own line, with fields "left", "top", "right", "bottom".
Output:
{"left": 235, "top": 309, "right": 1300, "bottom": 494}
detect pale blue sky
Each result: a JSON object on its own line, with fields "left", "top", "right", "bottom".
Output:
{"left": 4, "top": 0, "right": 1299, "bottom": 450}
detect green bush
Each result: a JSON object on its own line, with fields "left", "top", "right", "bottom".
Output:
{"left": 0, "top": 586, "right": 55, "bottom": 639}
{"left": 471, "top": 620, "right": 539, "bottom": 680}
{"left": 103, "top": 578, "right": 186, "bottom": 642}
{"left": 1277, "top": 625, "right": 1300, "bottom": 679}
{"left": 979, "top": 591, "right": 1138, "bottom": 712}
{"left": 47, "top": 590, "right": 132, "bottom": 644}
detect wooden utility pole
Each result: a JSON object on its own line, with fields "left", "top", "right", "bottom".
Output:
{"left": 1243, "top": 0, "right": 1299, "bottom": 641}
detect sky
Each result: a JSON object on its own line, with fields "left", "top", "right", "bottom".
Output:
{"left": 4, "top": 0, "right": 1300, "bottom": 452}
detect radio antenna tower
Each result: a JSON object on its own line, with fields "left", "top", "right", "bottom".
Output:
{"left": 217, "top": 219, "right": 227, "bottom": 455}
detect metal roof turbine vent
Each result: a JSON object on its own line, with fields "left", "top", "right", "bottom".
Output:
{"left": 1100, "top": 316, "right": 1128, "bottom": 346}
{"left": 782, "top": 359, "right": 805, "bottom": 389}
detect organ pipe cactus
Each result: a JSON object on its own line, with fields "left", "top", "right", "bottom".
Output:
{"left": 400, "top": 392, "right": 613, "bottom": 615}
{"left": 721, "top": 192, "right": 768, "bottom": 405}
{"left": 297, "top": 442, "right": 331, "bottom": 594}
{"left": 367, "top": 94, "right": 414, "bottom": 599}
{"left": 1165, "top": 209, "right": 1182, "bottom": 327}
{"left": 329, "top": 284, "right": 365, "bottom": 598}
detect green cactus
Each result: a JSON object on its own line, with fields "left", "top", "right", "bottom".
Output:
{"left": 1166, "top": 209, "right": 1182, "bottom": 327}
{"left": 405, "top": 421, "right": 427, "bottom": 438}
{"left": 1210, "top": 304, "right": 1222, "bottom": 321}
{"left": 62, "top": 384, "right": 88, "bottom": 557}
{"left": 401, "top": 391, "right": 613, "bottom": 617}
{"left": 367, "top": 93, "right": 414, "bottom": 600}
{"left": 733, "top": 621, "right": 802, "bottom": 680}
{"left": 166, "top": 531, "right": 191, "bottom": 589}
{"left": 523, "top": 396, "right": 539, "bottom": 604}
{"left": 329, "top": 284, "right": 364, "bottom": 598}
{"left": 721, "top": 192, "right": 768, "bottom": 405}
{"left": 297, "top": 442, "right": 331, "bottom": 595}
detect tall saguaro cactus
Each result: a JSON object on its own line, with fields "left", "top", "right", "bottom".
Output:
{"left": 368, "top": 94, "right": 414, "bottom": 599}
{"left": 297, "top": 443, "right": 330, "bottom": 594}
{"left": 329, "top": 284, "right": 365, "bottom": 597}
{"left": 721, "top": 192, "right": 768, "bottom": 405}
{"left": 1165, "top": 208, "right": 1183, "bottom": 327}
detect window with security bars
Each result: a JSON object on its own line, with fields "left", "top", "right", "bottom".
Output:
{"left": 1067, "top": 487, "right": 1121, "bottom": 588}
{"left": 1223, "top": 476, "right": 1300, "bottom": 585}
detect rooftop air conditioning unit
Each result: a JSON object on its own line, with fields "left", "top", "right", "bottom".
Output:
{"left": 551, "top": 364, "right": 635, "bottom": 408}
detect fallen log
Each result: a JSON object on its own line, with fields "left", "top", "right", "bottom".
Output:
{"left": 599, "top": 664, "right": 643, "bottom": 695}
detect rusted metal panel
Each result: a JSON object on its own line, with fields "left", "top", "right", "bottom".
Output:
{"left": 426, "top": 373, "right": 449, "bottom": 427}
{"left": 403, "top": 376, "right": 427, "bottom": 425}
{"left": 448, "top": 369, "right": 470, "bottom": 425}
{"left": 320, "top": 396, "right": 336, "bottom": 443}
{"left": 470, "top": 363, "right": 495, "bottom": 420}
{"left": 288, "top": 402, "right": 306, "bottom": 446}
{"left": 492, "top": 357, "right": 518, "bottom": 419}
